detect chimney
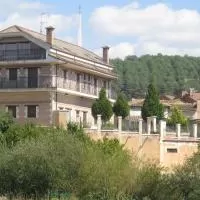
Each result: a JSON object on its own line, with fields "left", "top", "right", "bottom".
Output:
{"left": 102, "top": 46, "right": 110, "bottom": 64}
{"left": 46, "top": 26, "right": 55, "bottom": 45}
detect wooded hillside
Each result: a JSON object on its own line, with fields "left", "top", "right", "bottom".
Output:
{"left": 112, "top": 54, "right": 200, "bottom": 99}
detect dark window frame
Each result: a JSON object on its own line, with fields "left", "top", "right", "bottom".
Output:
{"left": 7, "top": 105, "right": 17, "bottom": 118}
{"left": 167, "top": 148, "right": 178, "bottom": 153}
{"left": 27, "top": 105, "right": 37, "bottom": 118}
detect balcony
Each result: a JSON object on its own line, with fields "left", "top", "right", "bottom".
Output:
{"left": 0, "top": 49, "right": 46, "bottom": 61}
{"left": 0, "top": 76, "right": 52, "bottom": 89}
{"left": 0, "top": 75, "right": 116, "bottom": 100}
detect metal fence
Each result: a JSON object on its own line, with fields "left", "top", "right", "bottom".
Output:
{"left": 122, "top": 119, "right": 139, "bottom": 132}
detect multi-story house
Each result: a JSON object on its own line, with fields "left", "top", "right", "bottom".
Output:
{"left": 0, "top": 25, "right": 116, "bottom": 127}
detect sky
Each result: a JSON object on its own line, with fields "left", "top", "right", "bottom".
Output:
{"left": 1, "top": 0, "right": 200, "bottom": 59}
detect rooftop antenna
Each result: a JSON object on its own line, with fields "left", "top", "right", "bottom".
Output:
{"left": 40, "top": 12, "right": 49, "bottom": 34}
{"left": 77, "top": 5, "right": 82, "bottom": 47}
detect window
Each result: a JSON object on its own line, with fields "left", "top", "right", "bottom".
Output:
{"left": 63, "top": 70, "right": 67, "bottom": 80}
{"left": 103, "top": 81, "right": 107, "bottom": 89}
{"left": 9, "top": 68, "right": 18, "bottom": 81}
{"left": 83, "top": 111, "right": 87, "bottom": 125}
{"left": 7, "top": 105, "right": 17, "bottom": 118}
{"left": 27, "top": 105, "right": 37, "bottom": 118}
{"left": 167, "top": 148, "right": 178, "bottom": 153}
{"left": 76, "top": 110, "right": 80, "bottom": 118}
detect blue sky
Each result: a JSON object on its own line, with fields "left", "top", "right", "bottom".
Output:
{"left": 1, "top": 0, "right": 200, "bottom": 58}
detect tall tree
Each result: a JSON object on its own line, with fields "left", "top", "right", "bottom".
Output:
{"left": 141, "top": 83, "right": 164, "bottom": 120}
{"left": 91, "top": 88, "right": 113, "bottom": 123}
{"left": 113, "top": 93, "right": 130, "bottom": 119}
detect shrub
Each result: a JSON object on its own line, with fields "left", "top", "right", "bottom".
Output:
{"left": 0, "top": 111, "right": 14, "bottom": 133}
{"left": 167, "top": 106, "right": 188, "bottom": 126}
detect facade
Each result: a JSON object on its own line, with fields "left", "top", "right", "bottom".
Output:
{"left": 0, "top": 25, "right": 116, "bottom": 127}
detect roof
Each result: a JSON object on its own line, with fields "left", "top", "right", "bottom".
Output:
{"left": 181, "top": 92, "right": 200, "bottom": 103}
{"left": 129, "top": 98, "right": 193, "bottom": 108}
{"left": 0, "top": 25, "right": 108, "bottom": 66}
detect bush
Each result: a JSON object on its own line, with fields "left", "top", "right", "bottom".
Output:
{"left": 113, "top": 93, "right": 130, "bottom": 119}
{"left": 0, "top": 111, "right": 14, "bottom": 133}
{"left": 167, "top": 106, "right": 188, "bottom": 126}
{"left": 92, "top": 88, "right": 113, "bottom": 123}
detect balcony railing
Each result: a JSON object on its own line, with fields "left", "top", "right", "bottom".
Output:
{"left": 0, "top": 76, "right": 116, "bottom": 99}
{"left": 0, "top": 49, "right": 46, "bottom": 61}
{"left": 0, "top": 76, "right": 52, "bottom": 89}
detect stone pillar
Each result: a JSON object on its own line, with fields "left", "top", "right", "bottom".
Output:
{"left": 147, "top": 117, "right": 151, "bottom": 135}
{"left": 193, "top": 123, "right": 198, "bottom": 139}
{"left": 139, "top": 118, "right": 143, "bottom": 146}
{"left": 139, "top": 118, "right": 143, "bottom": 135}
{"left": 118, "top": 116, "right": 122, "bottom": 133}
{"left": 160, "top": 120, "right": 164, "bottom": 140}
{"left": 97, "top": 115, "right": 102, "bottom": 133}
{"left": 176, "top": 124, "right": 181, "bottom": 138}
{"left": 152, "top": 116, "right": 157, "bottom": 133}
{"left": 163, "top": 120, "right": 166, "bottom": 136}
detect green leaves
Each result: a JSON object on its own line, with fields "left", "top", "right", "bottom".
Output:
{"left": 141, "top": 83, "right": 164, "bottom": 120}
{"left": 113, "top": 93, "right": 130, "bottom": 119}
{"left": 92, "top": 88, "right": 113, "bottom": 123}
{"left": 167, "top": 106, "right": 188, "bottom": 126}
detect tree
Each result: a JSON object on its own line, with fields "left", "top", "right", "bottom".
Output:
{"left": 113, "top": 93, "right": 130, "bottom": 119}
{"left": 91, "top": 88, "right": 113, "bottom": 123}
{"left": 167, "top": 106, "right": 188, "bottom": 126}
{"left": 141, "top": 83, "right": 164, "bottom": 120}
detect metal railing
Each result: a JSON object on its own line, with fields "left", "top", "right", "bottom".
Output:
{"left": 0, "top": 49, "right": 46, "bottom": 61}
{"left": 0, "top": 76, "right": 52, "bottom": 89}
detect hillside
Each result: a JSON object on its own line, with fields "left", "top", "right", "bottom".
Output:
{"left": 111, "top": 54, "right": 200, "bottom": 99}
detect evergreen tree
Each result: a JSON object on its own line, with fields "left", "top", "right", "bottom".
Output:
{"left": 113, "top": 93, "right": 130, "bottom": 119}
{"left": 141, "top": 83, "right": 164, "bottom": 120}
{"left": 92, "top": 88, "right": 113, "bottom": 123}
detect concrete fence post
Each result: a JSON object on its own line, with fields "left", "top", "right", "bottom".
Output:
{"left": 163, "top": 120, "right": 166, "bottom": 136}
{"left": 193, "top": 123, "right": 198, "bottom": 139}
{"left": 97, "top": 114, "right": 102, "bottom": 134}
{"left": 139, "top": 118, "right": 143, "bottom": 146}
{"left": 139, "top": 118, "right": 143, "bottom": 135}
{"left": 152, "top": 116, "right": 157, "bottom": 133}
{"left": 118, "top": 116, "right": 122, "bottom": 133}
{"left": 147, "top": 117, "right": 151, "bottom": 135}
{"left": 176, "top": 124, "right": 181, "bottom": 138}
{"left": 160, "top": 120, "right": 164, "bottom": 140}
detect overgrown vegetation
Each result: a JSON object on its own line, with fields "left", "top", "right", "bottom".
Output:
{"left": 0, "top": 110, "right": 199, "bottom": 200}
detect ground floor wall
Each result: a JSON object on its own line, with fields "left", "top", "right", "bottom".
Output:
{"left": 87, "top": 131, "right": 199, "bottom": 169}
{"left": 0, "top": 91, "right": 52, "bottom": 126}
{"left": 160, "top": 141, "right": 198, "bottom": 169}
{"left": 54, "top": 93, "right": 95, "bottom": 127}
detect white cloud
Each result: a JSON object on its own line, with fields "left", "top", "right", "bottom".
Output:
{"left": 19, "top": 2, "right": 45, "bottom": 10}
{"left": 90, "top": 2, "right": 200, "bottom": 57}
{"left": 0, "top": 0, "right": 77, "bottom": 44}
